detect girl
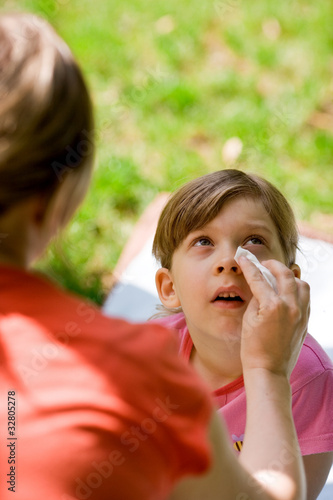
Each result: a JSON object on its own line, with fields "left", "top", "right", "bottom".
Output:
{"left": 153, "top": 169, "right": 333, "bottom": 500}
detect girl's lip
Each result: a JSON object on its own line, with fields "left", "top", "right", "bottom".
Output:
{"left": 211, "top": 286, "right": 245, "bottom": 302}
{"left": 211, "top": 299, "right": 246, "bottom": 310}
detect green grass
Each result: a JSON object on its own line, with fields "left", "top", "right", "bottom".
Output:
{"left": 4, "top": 0, "right": 333, "bottom": 304}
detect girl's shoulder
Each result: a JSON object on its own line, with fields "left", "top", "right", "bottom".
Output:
{"left": 151, "top": 311, "right": 186, "bottom": 331}
{"left": 151, "top": 312, "right": 194, "bottom": 360}
{"left": 291, "top": 333, "right": 333, "bottom": 391}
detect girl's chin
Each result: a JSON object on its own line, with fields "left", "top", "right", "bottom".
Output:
{"left": 212, "top": 324, "right": 242, "bottom": 345}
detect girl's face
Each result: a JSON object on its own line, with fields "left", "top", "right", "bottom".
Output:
{"left": 156, "top": 196, "right": 299, "bottom": 347}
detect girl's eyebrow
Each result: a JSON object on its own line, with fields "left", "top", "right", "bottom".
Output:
{"left": 187, "top": 220, "right": 275, "bottom": 239}
{"left": 244, "top": 222, "right": 274, "bottom": 235}
{"left": 198, "top": 220, "right": 275, "bottom": 234}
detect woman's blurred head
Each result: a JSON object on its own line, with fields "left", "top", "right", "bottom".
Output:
{"left": 0, "top": 13, "right": 95, "bottom": 226}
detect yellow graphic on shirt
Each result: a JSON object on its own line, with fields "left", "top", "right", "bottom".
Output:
{"left": 232, "top": 434, "right": 244, "bottom": 452}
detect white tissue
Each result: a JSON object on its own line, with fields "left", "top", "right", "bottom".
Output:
{"left": 234, "top": 246, "right": 278, "bottom": 292}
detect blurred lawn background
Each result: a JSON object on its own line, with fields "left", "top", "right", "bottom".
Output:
{"left": 4, "top": 0, "right": 333, "bottom": 304}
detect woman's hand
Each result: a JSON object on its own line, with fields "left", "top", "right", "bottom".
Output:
{"left": 238, "top": 257, "right": 310, "bottom": 378}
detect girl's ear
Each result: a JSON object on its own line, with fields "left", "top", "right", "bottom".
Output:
{"left": 155, "top": 268, "right": 181, "bottom": 309}
{"left": 290, "top": 263, "right": 301, "bottom": 279}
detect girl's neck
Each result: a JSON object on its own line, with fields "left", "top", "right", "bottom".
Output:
{"left": 190, "top": 339, "right": 243, "bottom": 391}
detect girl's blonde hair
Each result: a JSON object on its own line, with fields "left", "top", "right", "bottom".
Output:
{"left": 152, "top": 169, "right": 299, "bottom": 269}
{"left": 0, "top": 13, "right": 94, "bottom": 219}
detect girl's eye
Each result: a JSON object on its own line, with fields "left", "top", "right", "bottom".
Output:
{"left": 244, "top": 236, "right": 265, "bottom": 246}
{"left": 194, "top": 238, "right": 212, "bottom": 247}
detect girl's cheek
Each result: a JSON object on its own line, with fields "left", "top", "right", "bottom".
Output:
{"left": 242, "top": 246, "right": 268, "bottom": 261}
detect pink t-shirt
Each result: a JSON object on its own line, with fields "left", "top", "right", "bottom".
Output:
{"left": 155, "top": 312, "right": 333, "bottom": 456}
{"left": 0, "top": 267, "right": 213, "bottom": 500}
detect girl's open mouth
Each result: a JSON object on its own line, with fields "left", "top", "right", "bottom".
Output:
{"left": 214, "top": 295, "right": 244, "bottom": 302}
{"left": 211, "top": 288, "right": 246, "bottom": 308}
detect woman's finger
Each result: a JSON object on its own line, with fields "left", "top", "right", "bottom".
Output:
{"left": 238, "top": 255, "right": 278, "bottom": 300}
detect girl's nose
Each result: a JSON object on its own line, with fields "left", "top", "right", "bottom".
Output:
{"left": 214, "top": 254, "right": 241, "bottom": 275}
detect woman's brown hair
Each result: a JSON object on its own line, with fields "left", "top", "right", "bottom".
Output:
{"left": 0, "top": 13, "right": 94, "bottom": 218}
